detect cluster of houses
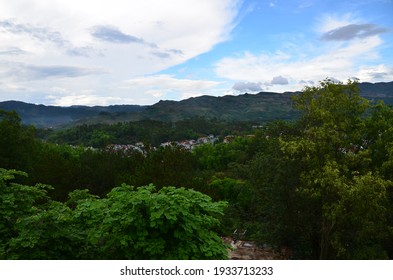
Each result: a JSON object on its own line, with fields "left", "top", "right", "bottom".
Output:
{"left": 104, "top": 134, "right": 237, "bottom": 154}
{"left": 160, "top": 134, "right": 219, "bottom": 150}
{"left": 105, "top": 142, "right": 145, "bottom": 154}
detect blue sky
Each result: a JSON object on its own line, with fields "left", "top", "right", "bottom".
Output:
{"left": 0, "top": 0, "right": 392, "bottom": 106}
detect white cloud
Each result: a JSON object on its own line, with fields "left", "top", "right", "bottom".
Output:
{"left": 0, "top": 0, "right": 240, "bottom": 60}
{"left": 0, "top": 0, "right": 240, "bottom": 105}
{"left": 232, "top": 81, "right": 264, "bottom": 92}
{"left": 271, "top": 75, "right": 289, "bottom": 85}
{"left": 215, "top": 14, "right": 392, "bottom": 92}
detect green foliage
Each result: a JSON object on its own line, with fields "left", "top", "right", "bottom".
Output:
{"left": 132, "top": 146, "right": 198, "bottom": 189}
{"left": 1, "top": 169, "right": 228, "bottom": 260}
{"left": 316, "top": 164, "right": 391, "bottom": 259}
{"left": 249, "top": 135, "right": 305, "bottom": 254}
{"left": 44, "top": 118, "right": 255, "bottom": 148}
{"left": 75, "top": 185, "right": 228, "bottom": 259}
{"left": 193, "top": 137, "right": 254, "bottom": 172}
{"left": 0, "top": 110, "right": 37, "bottom": 172}
{"left": 7, "top": 201, "right": 87, "bottom": 259}
{"left": 250, "top": 79, "right": 393, "bottom": 259}
{"left": 365, "top": 101, "right": 393, "bottom": 177}
{"left": 292, "top": 79, "right": 369, "bottom": 161}
{"left": 0, "top": 168, "right": 51, "bottom": 259}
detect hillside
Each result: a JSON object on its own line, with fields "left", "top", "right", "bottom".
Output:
{"left": 0, "top": 101, "right": 144, "bottom": 127}
{"left": 141, "top": 91, "right": 296, "bottom": 122}
{"left": 1, "top": 81, "right": 392, "bottom": 128}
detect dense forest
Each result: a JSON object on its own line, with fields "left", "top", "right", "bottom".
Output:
{"left": 1, "top": 79, "right": 393, "bottom": 259}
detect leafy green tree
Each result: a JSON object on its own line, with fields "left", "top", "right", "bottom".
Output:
{"left": 75, "top": 184, "right": 228, "bottom": 259}
{"left": 2, "top": 169, "right": 228, "bottom": 259}
{"left": 363, "top": 101, "right": 393, "bottom": 257}
{"left": 313, "top": 162, "right": 391, "bottom": 259}
{"left": 0, "top": 169, "right": 51, "bottom": 259}
{"left": 6, "top": 189, "right": 98, "bottom": 259}
{"left": 193, "top": 137, "right": 253, "bottom": 172}
{"left": 6, "top": 200, "right": 88, "bottom": 259}
{"left": 364, "top": 101, "right": 393, "bottom": 178}
{"left": 250, "top": 79, "right": 392, "bottom": 259}
{"left": 89, "top": 129, "right": 112, "bottom": 148}
{"left": 289, "top": 79, "right": 391, "bottom": 259}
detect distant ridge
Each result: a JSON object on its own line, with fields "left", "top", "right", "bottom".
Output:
{"left": 0, "top": 101, "right": 145, "bottom": 127}
{"left": 1, "top": 81, "right": 392, "bottom": 128}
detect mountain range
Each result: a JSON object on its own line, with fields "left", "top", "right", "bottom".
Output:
{"left": 1, "top": 81, "right": 392, "bottom": 128}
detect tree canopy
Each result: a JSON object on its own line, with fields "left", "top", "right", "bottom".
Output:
{"left": 249, "top": 79, "right": 393, "bottom": 259}
{"left": 0, "top": 169, "right": 228, "bottom": 260}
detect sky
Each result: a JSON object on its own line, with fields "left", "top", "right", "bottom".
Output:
{"left": 0, "top": 0, "right": 392, "bottom": 106}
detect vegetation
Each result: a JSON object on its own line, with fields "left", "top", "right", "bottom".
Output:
{"left": 0, "top": 169, "right": 227, "bottom": 259}
{"left": 1, "top": 79, "right": 393, "bottom": 259}
{"left": 40, "top": 118, "right": 255, "bottom": 148}
{"left": 248, "top": 80, "right": 393, "bottom": 259}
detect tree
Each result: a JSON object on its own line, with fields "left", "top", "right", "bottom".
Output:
{"left": 75, "top": 185, "right": 228, "bottom": 259}
{"left": 291, "top": 79, "right": 392, "bottom": 259}
{"left": 313, "top": 162, "right": 390, "bottom": 259}
{"left": 249, "top": 131, "right": 306, "bottom": 256}
{"left": 0, "top": 168, "right": 51, "bottom": 259}
{"left": 1, "top": 168, "right": 228, "bottom": 259}
{"left": 363, "top": 101, "right": 393, "bottom": 257}
{"left": 250, "top": 79, "right": 392, "bottom": 259}
{"left": 364, "top": 101, "right": 393, "bottom": 178}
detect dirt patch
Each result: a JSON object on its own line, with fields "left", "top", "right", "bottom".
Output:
{"left": 222, "top": 238, "right": 291, "bottom": 260}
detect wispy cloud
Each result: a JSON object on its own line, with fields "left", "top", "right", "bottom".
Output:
{"left": 0, "top": 47, "right": 28, "bottom": 56}
{"left": 25, "top": 65, "right": 107, "bottom": 79}
{"left": 0, "top": 19, "right": 65, "bottom": 45}
{"left": 150, "top": 49, "right": 184, "bottom": 59}
{"left": 3, "top": 63, "right": 107, "bottom": 80}
{"left": 90, "top": 25, "right": 157, "bottom": 47}
{"left": 0, "top": 19, "right": 94, "bottom": 57}
{"left": 321, "top": 23, "right": 388, "bottom": 41}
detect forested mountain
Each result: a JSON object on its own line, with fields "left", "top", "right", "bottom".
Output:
{"left": 1, "top": 81, "right": 392, "bottom": 128}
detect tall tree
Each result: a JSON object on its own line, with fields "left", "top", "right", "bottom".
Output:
{"left": 0, "top": 168, "right": 51, "bottom": 258}
{"left": 251, "top": 79, "right": 392, "bottom": 259}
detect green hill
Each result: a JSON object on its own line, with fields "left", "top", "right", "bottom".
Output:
{"left": 1, "top": 81, "right": 392, "bottom": 128}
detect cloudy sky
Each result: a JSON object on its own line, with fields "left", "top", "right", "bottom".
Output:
{"left": 0, "top": 0, "right": 392, "bottom": 106}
